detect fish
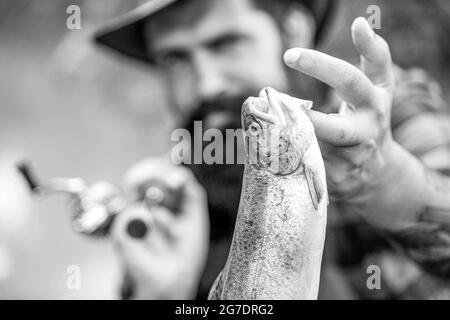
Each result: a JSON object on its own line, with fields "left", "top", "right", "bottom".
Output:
{"left": 208, "top": 87, "right": 328, "bottom": 300}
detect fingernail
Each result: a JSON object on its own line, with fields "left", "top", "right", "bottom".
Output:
{"left": 363, "top": 18, "right": 375, "bottom": 35}
{"left": 354, "top": 17, "right": 374, "bottom": 35}
{"left": 365, "top": 21, "right": 375, "bottom": 36}
{"left": 284, "top": 49, "right": 302, "bottom": 65}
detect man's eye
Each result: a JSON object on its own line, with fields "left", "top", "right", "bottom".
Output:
{"left": 157, "top": 53, "right": 189, "bottom": 72}
{"left": 210, "top": 35, "right": 242, "bottom": 53}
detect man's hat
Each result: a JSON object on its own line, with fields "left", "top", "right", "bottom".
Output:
{"left": 94, "top": 0, "right": 336, "bottom": 64}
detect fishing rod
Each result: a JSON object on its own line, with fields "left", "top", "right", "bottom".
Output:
{"left": 16, "top": 161, "right": 182, "bottom": 239}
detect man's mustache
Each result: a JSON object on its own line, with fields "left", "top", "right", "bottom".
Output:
{"left": 182, "top": 95, "right": 251, "bottom": 131}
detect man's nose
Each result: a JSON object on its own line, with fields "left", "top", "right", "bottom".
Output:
{"left": 193, "top": 52, "right": 228, "bottom": 101}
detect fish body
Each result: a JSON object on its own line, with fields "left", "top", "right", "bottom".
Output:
{"left": 209, "top": 88, "right": 328, "bottom": 300}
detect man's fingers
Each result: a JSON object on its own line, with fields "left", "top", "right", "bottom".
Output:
{"left": 351, "top": 17, "right": 395, "bottom": 91}
{"left": 284, "top": 48, "right": 376, "bottom": 108}
{"left": 124, "top": 157, "right": 209, "bottom": 245}
{"left": 124, "top": 156, "right": 190, "bottom": 200}
{"left": 267, "top": 89, "right": 372, "bottom": 146}
{"left": 307, "top": 109, "right": 377, "bottom": 146}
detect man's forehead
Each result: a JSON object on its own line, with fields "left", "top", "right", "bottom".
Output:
{"left": 145, "top": 0, "right": 258, "bottom": 48}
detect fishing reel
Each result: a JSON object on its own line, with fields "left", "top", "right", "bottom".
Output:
{"left": 16, "top": 161, "right": 182, "bottom": 239}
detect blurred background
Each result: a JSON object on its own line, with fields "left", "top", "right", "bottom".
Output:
{"left": 0, "top": 0, "right": 449, "bottom": 299}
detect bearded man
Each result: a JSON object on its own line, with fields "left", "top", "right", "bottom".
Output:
{"left": 92, "top": 0, "right": 450, "bottom": 299}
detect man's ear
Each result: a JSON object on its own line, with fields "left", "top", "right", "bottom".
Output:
{"left": 282, "top": 3, "right": 316, "bottom": 49}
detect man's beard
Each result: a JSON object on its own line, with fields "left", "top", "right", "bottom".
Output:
{"left": 181, "top": 95, "right": 249, "bottom": 241}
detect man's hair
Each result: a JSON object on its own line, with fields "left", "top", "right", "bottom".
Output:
{"left": 251, "top": 0, "right": 306, "bottom": 29}
{"left": 149, "top": 0, "right": 317, "bottom": 38}
{"left": 253, "top": 0, "right": 336, "bottom": 46}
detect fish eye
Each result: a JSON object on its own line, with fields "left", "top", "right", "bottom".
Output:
{"left": 248, "top": 122, "right": 261, "bottom": 136}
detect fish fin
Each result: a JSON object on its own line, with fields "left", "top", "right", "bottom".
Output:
{"left": 304, "top": 164, "right": 324, "bottom": 210}
{"left": 208, "top": 269, "right": 225, "bottom": 300}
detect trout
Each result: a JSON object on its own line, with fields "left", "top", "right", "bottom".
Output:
{"left": 208, "top": 87, "right": 328, "bottom": 300}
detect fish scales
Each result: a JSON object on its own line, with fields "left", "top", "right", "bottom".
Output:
{"left": 209, "top": 88, "right": 328, "bottom": 300}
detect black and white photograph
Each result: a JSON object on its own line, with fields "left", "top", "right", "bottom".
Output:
{"left": 0, "top": 0, "right": 450, "bottom": 308}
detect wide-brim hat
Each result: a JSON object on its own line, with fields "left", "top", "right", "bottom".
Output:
{"left": 94, "top": 0, "right": 336, "bottom": 64}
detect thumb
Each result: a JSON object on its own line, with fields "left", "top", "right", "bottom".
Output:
{"left": 307, "top": 109, "right": 378, "bottom": 147}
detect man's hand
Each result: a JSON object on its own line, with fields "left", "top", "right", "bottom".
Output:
{"left": 283, "top": 16, "right": 450, "bottom": 279}
{"left": 283, "top": 17, "right": 425, "bottom": 230}
{"left": 111, "top": 158, "right": 209, "bottom": 299}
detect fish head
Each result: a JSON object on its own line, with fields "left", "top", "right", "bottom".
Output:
{"left": 242, "top": 87, "right": 315, "bottom": 176}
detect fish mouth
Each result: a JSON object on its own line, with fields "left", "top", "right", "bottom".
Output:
{"left": 243, "top": 87, "right": 287, "bottom": 127}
